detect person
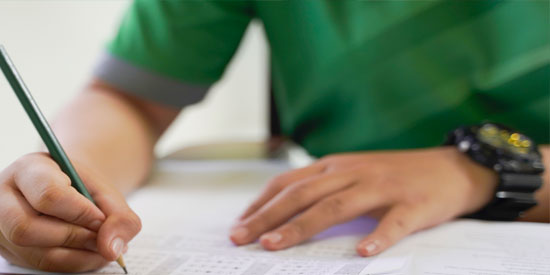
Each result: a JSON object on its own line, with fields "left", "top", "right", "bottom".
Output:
{"left": 0, "top": 1, "right": 548, "bottom": 273}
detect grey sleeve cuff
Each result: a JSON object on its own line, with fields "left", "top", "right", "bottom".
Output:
{"left": 93, "top": 53, "right": 210, "bottom": 108}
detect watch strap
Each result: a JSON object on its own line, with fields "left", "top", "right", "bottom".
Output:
{"left": 465, "top": 173, "right": 541, "bottom": 221}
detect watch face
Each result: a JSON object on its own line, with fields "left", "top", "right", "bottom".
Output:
{"left": 477, "top": 124, "right": 534, "bottom": 157}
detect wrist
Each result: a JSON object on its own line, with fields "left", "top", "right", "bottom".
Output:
{"left": 445, "top": 123, "right": 544, "bottom": 220}
{"left": 518, "top": 146, "right": 550, "bottom": 222}
{"left": 444, "top": 147, "right": 499, "bottom": 214}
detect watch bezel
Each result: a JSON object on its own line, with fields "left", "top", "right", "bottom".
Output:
{"left": 448, "top": 123, "right": 544, "bottom": 175}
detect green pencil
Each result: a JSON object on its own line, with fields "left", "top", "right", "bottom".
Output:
{"left": 0, "top": 45, "right": 127, "bottom": 274}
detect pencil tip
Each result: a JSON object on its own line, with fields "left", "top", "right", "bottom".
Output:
{"left": 116, "top": 256, "right": 127, "bottom": 274}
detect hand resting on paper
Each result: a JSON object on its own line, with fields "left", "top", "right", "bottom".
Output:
{"left": 231, "top": 146, "right": 549, "bottom": 256}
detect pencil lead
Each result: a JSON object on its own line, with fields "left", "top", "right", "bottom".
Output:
{"left": 116, "top": 256, "right": 127, "bottom": 274}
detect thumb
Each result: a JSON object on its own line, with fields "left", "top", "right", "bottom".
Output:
{"left": 97, "top": 208, "right": 141, "bottom": 261}
{"left": 85, "top": 177, "right": 141, "bottom": 261}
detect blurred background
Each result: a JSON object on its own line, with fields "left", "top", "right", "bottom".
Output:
{"left": 0, "top": 0, "right": 269, "bottom": 168}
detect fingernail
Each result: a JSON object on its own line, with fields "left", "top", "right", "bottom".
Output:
{"left": 260, "top": 232, "right": 282, "bottom": 244}
{"left": 89, "top": 220, "right": 102, "bottom": 231}
{"left": 84, "top": 239, "right": 97, "bottom": 251}
{"left": 364, "top": 240, "right": 380, "bottom": 255}
{"left": 230, "top": 227, "right": 249, "bottom": 241}
{"left": 110, "top": 237, "right": 125, "bottom": 257}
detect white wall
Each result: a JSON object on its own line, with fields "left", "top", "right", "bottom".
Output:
{"left": 0, "top": 0, "right": 268, "bottom": 168}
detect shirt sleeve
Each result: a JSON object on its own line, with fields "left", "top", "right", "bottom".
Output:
{"left": 93, "top": 0, "right": 254, "bottom": 108}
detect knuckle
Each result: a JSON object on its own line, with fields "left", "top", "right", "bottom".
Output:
{"left": 246, "top": 213, "right": 271, "bottom": 231}
{"left": 35, "top": 185, "right": 64, "bottom": 211}
{"left": 403, "top": 193, "right": 430, "bottom": 205}
{"left": 0, "top": 246, "right": 17, "bottom": 266}
{"left": 285, "top": 222, "right": 305, "bottom": 238}
{"left": 285, "top": 183, "right": 309, "bottom": 202}
{"left": 374, "top": 175, "right": 399, "bottom": 191}
{"left": 56, "top": 173, "right": 72, "bottom": 186}
{"left": 119, "top": 212, "right": 142, "bottom": 235}
{"left": 7, "top": 217, "right": 31, "bottom": 246}
{"left": 0, "top": 173, "right": 10, "bottom": 190}
{"left": 13, "top": 153, "right": 49, "bottom": 171}
{"left": 37, "top": 251, "right": 57, "bottom": 272}
{"left": 243, "top": 202, "right": 261, "bottom": 216}
{"left": 61, "top": 225, "right": 78, "bottom": 247}
{"left": 28, "top": 248, "right": 43, "bottom": 269}
{"left": 134, "top": 216, "right": 143, "bottom": 234}
{"left": 132, "top": 213, "right": 143, "bottom": 233}
{"left": 352, "top": 162, "right": 372, "bottom": 173}
{"left": 70, "top": 204, "right": 94, "bottom": 224}
{"left": 1, "top": 163, "right": 17, "bottom": 184}
{"left": 377, "top": 177, "right": 393, "bottom": 189}
{"left": 12, "top": 154, "right": 33, "bottom": 170}
{"left": 366, "top": 161, "right": 390, "bottom": 175}
{"left": 391, "top": 217, "right": 410, "bottom": 233}
{"left": 269, "top": 174, "right": 290, "bottom": 188}
{"left": 248, "top": 201, "right": 262, "bottom": 211}
{"left": 319, "top": 197, "right": 346, "bottom": 216}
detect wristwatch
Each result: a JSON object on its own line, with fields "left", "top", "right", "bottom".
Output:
{"left": 445, "top": 122, "right": 545, "bottom": 221}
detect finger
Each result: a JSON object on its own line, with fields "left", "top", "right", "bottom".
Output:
{"left": 97, "top": 211, "right": 141, "bottom": 261}
{"left": 91, "top": 181, "right": 141, "bottom": 261}
{"left": 356, "top": 204, "right": 424, "bottom": 257}
{"left": 258, "top": 186, "right": 388, "bottom": 251}
{"left": 0, "top": 230, "right": 106, "bottom": 273}
{"left": 231, "top": 170, "right": 356, "bottom": 245}
{"left": 0, "top": 243, "right": 27, "bottom": 269}
{"left": 13, "top": 156, "right": 105, "bottom": 231}
{"left": 0, "top": 187, "right": 97, "bottom": 250}
{"left": 238, "top": 163, "right": 326, "bottom": 221}
{"left": 9, "top": 245, "right": 107, "bottom": 273}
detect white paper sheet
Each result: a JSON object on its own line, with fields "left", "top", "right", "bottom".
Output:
{"left": 0, "top": 227, "right": 409, "bottom": 275}
{"left": 404, "top": 220, "right": 550, "bottom": 274}
{"left": 1, "top": 159, "right": 547, "bottom": 274}
{"left": 87, "top": 227, "right": 408, "bottom": 275}
{"left": 0, "top": 160, "right": 409, "bottom": 275}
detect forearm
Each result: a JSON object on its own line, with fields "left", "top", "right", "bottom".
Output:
{"left": 519, "top": 145, "right": 550, "bottom": 222}
{"left": 49, "top": 80, "right": 178, "bottom": 193}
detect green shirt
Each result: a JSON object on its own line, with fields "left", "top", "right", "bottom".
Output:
{"left": 95, "top": 0, "right": 550, "bottom": 157}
